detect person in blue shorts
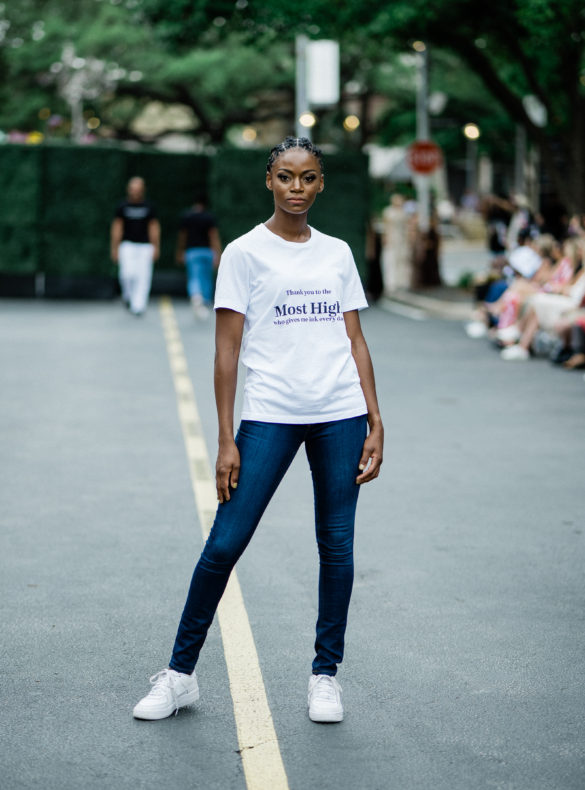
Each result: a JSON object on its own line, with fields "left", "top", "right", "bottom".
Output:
{"left": 176, "top": 195, "right": 222, "bottom": 319}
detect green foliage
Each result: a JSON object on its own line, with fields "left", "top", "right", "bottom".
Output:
{"left": 211, "top": 148, "right": 369, "bottom": 274}
{"left": 2, "top": 0, "right": 584, "bottom": 209}
{"left": 0, "top": 146, "right": 42, "bottom": 273}
{"left": 140, "top": 0, "right": 585, "bottom": 208}
{"left": 129, "top": 149, "right": 209, "bottom": 267}
{"left": 141, "top": 33, "right": 294, "bottom": 137}
{"left": 0, "top": 2, "right": 296, "bottom": 142}
{"left": 0, "top": 0, "right": 154, "bottom": 131}
{"left": 0, "top": 143, "right": 367, "bottom": 278}
{"left": 41, "top": 146, "right": 126, "bottom": 274}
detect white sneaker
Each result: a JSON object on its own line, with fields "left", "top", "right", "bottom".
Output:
{"left": 500, "top": 344, "right": 530, "bottom": 361}
{"left": 496, "top": 324, "right": 521, "bottom": 343}
{"left": 465, "top": 321, "right": 487, "bottom": 339}
{"left": 190, "top": 295, "right": 210, "bottom": 320}
{"left": 308, "top": 675, "right": 343, "bottom": 722}
{"left": 133, "top": 668, "right": 199, "bottom": 720}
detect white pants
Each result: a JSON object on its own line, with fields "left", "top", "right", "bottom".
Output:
{"left": 118, "top": 241, "right": 154, "bottom": 314}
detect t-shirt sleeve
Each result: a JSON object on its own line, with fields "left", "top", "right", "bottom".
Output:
{"left": 214, "top": 242, "right": 249, "bottom": 315}
{"left": 341, "top": 244, "right": 368, "bottom": 312}
{"left": 148, "top": 203, "right": 157, "bottom": 220}
{"left": 114, "top": 202, "right": 124, "bottom": 219}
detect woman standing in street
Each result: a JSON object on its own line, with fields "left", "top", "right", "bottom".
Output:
{"left": 133, "top": 137, "right": 384, "bottom": 723}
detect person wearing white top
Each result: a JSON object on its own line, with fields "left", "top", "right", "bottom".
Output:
{"left": 501, "top": 268, "right": 585, "bottom": 361}
{"left": 133, "top": 137, "right": 384, "bottom": 723}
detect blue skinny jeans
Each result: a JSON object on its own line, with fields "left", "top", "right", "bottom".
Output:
{"left": 170, "top": 415, "right": 367, "bottom": 677}
{"left": 185, "top": 247, "right": 214, "bottom": 302}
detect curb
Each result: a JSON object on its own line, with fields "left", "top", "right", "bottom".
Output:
{"left": 379, "top": 290, "right": 474, "bottom": 321}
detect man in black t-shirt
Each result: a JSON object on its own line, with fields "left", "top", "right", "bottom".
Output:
{"left": 110, "top": 177, "right": 160, "bottom": 315}
{"left": 176, "top": 196, "right": 221, "bottom": 319}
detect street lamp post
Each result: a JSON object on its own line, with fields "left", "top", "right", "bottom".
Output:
{"left": 514, "top": 124, "right": 526, "bottom": 196}
{"left": 463, "top": 123, "right": 481, "bottom": 194}
{"left": 296, "top": 37, "right": 340, "bottom": 140}
{"left": 295, "top": 35, "right": 310, "bottom": 140}
{"left": 414, "top": 43, "right": 430, "bottom": 233}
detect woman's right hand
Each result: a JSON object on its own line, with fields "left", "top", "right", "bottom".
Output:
{"left": 216, "top": 439, "right": 240, "bottom": 503}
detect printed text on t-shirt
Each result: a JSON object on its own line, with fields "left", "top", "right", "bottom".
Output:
{"left": 273, "top": 288, "right": 343, "bottom": 325}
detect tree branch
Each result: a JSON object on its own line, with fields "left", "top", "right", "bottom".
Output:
{"left": 436, "top": 31, "right": 576, "bottom": 206}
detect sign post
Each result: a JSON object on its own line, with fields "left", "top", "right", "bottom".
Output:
{"left": 410, "top": 46, "right": 443, "bottom": 287}
{"left": 415, "top": 46, "right": 431, "bottom": 232}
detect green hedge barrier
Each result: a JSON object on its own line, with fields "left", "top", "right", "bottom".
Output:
{"left": 131, "top": 149, "right": 209, "bottom": 270}
{"left": 41, "top": 146, "right": 126, "bottom": 275}
{"left": 210, "top": 148, "right": 368, "bottom": 276}
{"left": 0, "top": 143, "right": 367, "bottom": 287}
{"left": 0, "top": 146, "right": 42, "bottom": 274}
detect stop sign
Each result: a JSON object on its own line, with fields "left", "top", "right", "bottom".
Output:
{"left": 407, "top": 141, "right": 442, "bottom": 175}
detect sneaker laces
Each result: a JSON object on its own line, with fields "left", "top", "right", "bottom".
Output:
{"left": 148, "top": 669, "right": 179, "bottom": 715}
{"left": 312, "top": 676, "right": 340, "bottom": 704}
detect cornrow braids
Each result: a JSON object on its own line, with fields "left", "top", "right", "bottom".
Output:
{"left": 266, "top": 136, "right": 324, "bottom": 174}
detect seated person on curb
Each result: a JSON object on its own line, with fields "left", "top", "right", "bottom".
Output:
{"left": 465, "top": 230, "right": 544, "bottom": 339}
{"left": 551, "top": 310, "right": 585, "bottom": 370}
{"left": 492, "top": 237, "right": 579, "bottom": 346}
{"left": 500, "top": 249, "right": 585, "bottom": 361}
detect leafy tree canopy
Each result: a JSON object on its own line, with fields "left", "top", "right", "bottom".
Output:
{"left": 2, "top": 0, "right": 584, "bottom": 209}
{"left": 142, "top": 0, "right": 585, "bottom": 210}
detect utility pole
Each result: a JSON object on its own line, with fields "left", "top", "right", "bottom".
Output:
{"left": 410, "top": 42, "right": 441, "bottom": 287}
{"left": 415, "top": 46, "right": 430, "bottom": 232}
{"left": 295, "top": 35, "right": 310, "bottom": 141}
{"left": 514, "top": 124, "right": 526, "bottom": 196}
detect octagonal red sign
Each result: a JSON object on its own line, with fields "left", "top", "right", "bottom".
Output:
{"left": 407, "top": 141, "right": 443, "bottom": 175}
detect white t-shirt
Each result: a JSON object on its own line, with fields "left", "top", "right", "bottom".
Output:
{"left": 509, "top": 245, "right": 541, "bottom": 278}
{"left": 214, "top": 223, "right": 368, "bottom": 424}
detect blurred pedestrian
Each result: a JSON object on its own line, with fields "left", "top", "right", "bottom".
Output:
{"left": 133, "top": 136, "right": 384, "bottom": 725}
{"left": 176, "top": 195, "right": 222, "bottom": 319}
{"left": 411, "top": 214, "right": 441, "bottom": 288}
{"left": 482, "top": 193, "right": 512, "bottom": 259}
{"left": 506, "top": 194, "right": 536, "bottom": 252}
{"left": 381, "top": 194, "right": 410, "bottom": 293}
{"left": 110, "top": 177, "right": 160, "bottom": 316}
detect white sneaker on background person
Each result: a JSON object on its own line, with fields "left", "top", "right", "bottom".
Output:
{"left": 501, "top": 344, "right": 530, "bottom": 361}
{"left": 308, "top": 674, "right": 344, "bottom": 722}
{"left": 133, "top": 668, "right": 199, "bottom": 720}
{"left": 465, "top": 321, "right": 487, "bottom": 339}
{"left": 496, "top": 324, "right": 521, "bottom": 344}
{"left": 190, "top": 294, "right": 210, "bottom": 320}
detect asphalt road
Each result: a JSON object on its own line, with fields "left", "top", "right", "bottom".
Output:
{"left": 1, "top": 297, "right": 584, "bottom": 790}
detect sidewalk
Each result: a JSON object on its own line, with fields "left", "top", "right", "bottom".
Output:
{"left": 381, "top": 239, "right": 486, "bottom": 321}
{"left": 381, "top": 287, "right": 474, "bottom": 321}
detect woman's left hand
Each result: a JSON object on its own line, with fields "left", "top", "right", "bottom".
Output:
{"left": 356, "top": 420, "right": 384, "bottom": 484}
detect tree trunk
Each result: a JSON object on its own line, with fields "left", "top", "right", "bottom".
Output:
{"left": 440, "top": 33, "right": 585, "bottom": 215}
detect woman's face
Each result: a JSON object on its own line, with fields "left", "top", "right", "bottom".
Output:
{"left": 266, "top": 148, "right": 324, "bottom": 216}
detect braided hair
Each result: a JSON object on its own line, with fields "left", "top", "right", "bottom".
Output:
{"left": 266, "top": 137, "right": 324, "bottom": 174}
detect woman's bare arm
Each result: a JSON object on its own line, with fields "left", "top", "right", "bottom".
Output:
{"left": 176, "top": 228, "right": 187, "bottom": 264}
{"left": 209, "top": 227, "right": 222, "bottom": 268}
{"left": 344, "top": 309, "right": 384, "bottom": 484}
{"left": 148, "top": 218, "right": 161, "bottom": 262}
{"left": 214, "top": 308, "right": 245, "bottom": 502}
{"left": 110, "top": 218, "right": 123, "bottom": 262}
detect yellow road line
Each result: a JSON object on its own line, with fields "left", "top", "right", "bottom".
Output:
{"left": 159, "top": 298, "right": 290, "bottom": 790}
